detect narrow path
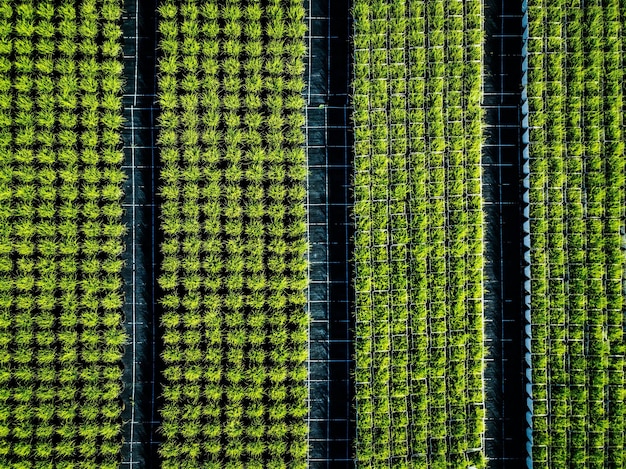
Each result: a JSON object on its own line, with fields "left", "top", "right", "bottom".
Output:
{"left": 119, "top": 0, "right": 160, "bottom": 466}
{"left": 304, "top": 0, "right": 355, "bottom": 466}
{"left": 482, "top": 0, "right": 526, "bottom": 466}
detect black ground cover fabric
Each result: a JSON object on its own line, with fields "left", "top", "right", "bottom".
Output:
{"left": 119, "top": 0, "right": 161, "bottom": 466}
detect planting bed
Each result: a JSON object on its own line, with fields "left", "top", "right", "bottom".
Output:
{"left": 156, "top": 0, "right": 309, "bottom": 466}
{"left": 526, "top": 0, "right": 626, "bottom": 466}
{"left": 352, "top": 0, "right": 485, "bottom": 466}
{"left": 0, "top": 0, "right": 126, "bottom": 466}
{"left": 118, "top": 0, "right": 356, "bottom": 466}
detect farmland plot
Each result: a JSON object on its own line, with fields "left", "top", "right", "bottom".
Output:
{"left": 526, "top": 0, "right": 626, "bottom": 466}
{"left": 352, "top": 0, "right": 485, "bottom": 466}
{"left": 0, "top": 0, "right": 126, "bottom": 466}
{"left": 156, "top": 1, "right": 309, "bottom": 466}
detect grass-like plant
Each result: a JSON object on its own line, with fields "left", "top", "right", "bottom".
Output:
{"left": 157, "top": 0, "right": 308, "bottom": 467}
{"left": 527, "top": 0, "right": 626, "bottom": 466}
{"left": 352, "top": 0, "right": 485, "bottom": 466}
{"left": 0, "top": 0, "right": 126, "bottom": 466}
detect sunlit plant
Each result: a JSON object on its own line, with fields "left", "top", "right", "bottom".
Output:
{"left": 352, "top": 0, "right": 485, "bottom": 466}
{"left": 157, "top": 0, "right": 307, "bottom": 466}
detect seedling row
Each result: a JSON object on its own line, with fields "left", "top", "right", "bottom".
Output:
{"left": 526, "top": 0, "right": 626, "bottom": 466}
{"left": 352, "top": 0, "right": 485, "bottom": 466}
{"left": 156, "top": 0, "right": 309, "bottom": 466}
{"left": 0, "top": 0, "right": 126, "bottom": 466}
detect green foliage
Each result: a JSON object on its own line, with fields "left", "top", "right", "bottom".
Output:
{"left": 0, "top": 0, "right": 125, "bottom": 466}
{"left": 527, "top": 0, "right": 626, "bottom": 466}
{"left": 157, "top": 0, "right": 308, "bottom": 466}
{"left": 352, "top": 0, "right": 485, "bottom": 466}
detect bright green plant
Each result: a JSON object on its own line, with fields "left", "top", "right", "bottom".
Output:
{"left": 157, "top": 0, "right": 308, "bottom": 466}
{"left": 352, "top": 0, "right": 485, "bottom": 466}
{"left": 526, "top": 0, "right": 626, "bottom": 466}
{"left": 0, "top": 0, "right": 125, "bottom": 465}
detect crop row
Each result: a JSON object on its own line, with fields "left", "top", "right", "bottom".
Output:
{"left": 527, "top": 0, "right": 626, "bottom": 466}
{"left": 156, "top": 0, "right": 308, "bottom": 467}
{"left": 0, "top": 0, "right": 126, "bottom": 467}
{"left": 352, "top": 0, "right": 484, "bottom": 466}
